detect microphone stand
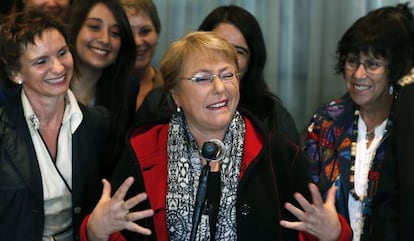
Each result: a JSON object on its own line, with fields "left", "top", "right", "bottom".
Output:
{"left": 189, "top": 139, "right": 224, "bottom": 241}
{"left": 189, "top": 162, "right": 210, "bottom": 241}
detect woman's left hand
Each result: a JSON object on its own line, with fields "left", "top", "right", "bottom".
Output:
{"left": 86, "top": 177, "right": 154, "bottom": 241}
{"left": 280, "top": 183, "right": 341, "bottom": 241}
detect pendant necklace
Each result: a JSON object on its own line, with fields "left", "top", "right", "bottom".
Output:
{"left": 365, "top": 128, "right": 375, "bottom": 142}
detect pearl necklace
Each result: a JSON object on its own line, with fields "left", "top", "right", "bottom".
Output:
{"left": 349, "top": 107, "right": 391, "bottom": 201}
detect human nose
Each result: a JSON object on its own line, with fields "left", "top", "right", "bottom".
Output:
{"left": 211, "top": 75, "right": 225, "bottom": 91}
{"left": 45, "top": 0, "right": 58, "bottom": 7}
{"left": 134, "top": 33, "right": 144, "bottom": 46}
{"left": 353, "top": 63, "right": 368, "bottom": 78}
{"left": 98, "top": 30, "right": 110, "bottom": 44}
{"left": 51, "top": 59, "right": 65, "bottom": 74}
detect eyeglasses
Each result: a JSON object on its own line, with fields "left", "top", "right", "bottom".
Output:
{"left": 179, "top": 72, "right": 241, "bottom": 85}
{"left": 344, "top": 58, "right": 386, "bottom": 75}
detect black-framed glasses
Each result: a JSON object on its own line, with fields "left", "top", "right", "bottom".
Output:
{"left": 179, "top": 71, "right": 241, "bottom": 85}
{"left": 344, "top": 58, "right": 386, "bottom": 75}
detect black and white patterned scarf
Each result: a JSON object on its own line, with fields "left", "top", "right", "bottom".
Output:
{"left": 166, "top": 111, "right": 245, "bottom": 241}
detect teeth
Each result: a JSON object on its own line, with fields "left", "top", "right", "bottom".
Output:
{"left": 354, "top": 84, "right": 370, "bottom": 91}
{"left": 209, "top": 101, "right": 226, "bottom": 108}
{"left": 46, "top": 76, "right": 65, "bottom": 84}
{"left": 91, "top": 48, "right": 108, "bottom": 55}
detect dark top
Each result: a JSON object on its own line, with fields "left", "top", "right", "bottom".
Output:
{"left": 0, "top": 92, "right": 111, "bottom": 241}
{"left": 0, "top": 80, "right": 20, "bottom": 106}
{"left": 371, "top": 84, "right": 414, "bottom": 241}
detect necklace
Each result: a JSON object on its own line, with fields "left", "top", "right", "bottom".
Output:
{"left": 365, "top": 128, "right": 375, "bottom": 141}
{"left": 349, "top": 107, "right": 391, "bottom": 201}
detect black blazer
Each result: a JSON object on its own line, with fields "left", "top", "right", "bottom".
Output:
{"left": 371, "top": 84, "right": 414, "bottom": 241}
{"left": 0, "top": 93, "right": 111, "bottom": 241}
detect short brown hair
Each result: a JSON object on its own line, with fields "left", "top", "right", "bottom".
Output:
{"left": 160, "top": 31, "right": 239, "bottom": 92}
{"left": 120, "top": 0, "right": 161, "bottom": 34}
{"left": 0, "top": 9, "right": 71, "bottom": 81}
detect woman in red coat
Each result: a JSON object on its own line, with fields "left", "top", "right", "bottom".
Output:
{"left": 83, "top": 31, "right": 351, "bottom": 241}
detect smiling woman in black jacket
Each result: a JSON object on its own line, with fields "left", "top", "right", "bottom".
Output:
{"left": 0, "top": 9, "right": 152, "bottom": 241}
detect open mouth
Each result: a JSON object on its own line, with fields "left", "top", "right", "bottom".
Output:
{"left": 353, "top": 83, "right": 371, "bottom": 91}
{"left": 90, "top": 46, "right": 110, "bottom": 56}
{"left": 207, "top": 100, "right": 228, "bottom": 110}
{"left": 45, "top": 75, "right": 65, "bottom": 84}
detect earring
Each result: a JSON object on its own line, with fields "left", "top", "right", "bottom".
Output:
{"left": 388, "top": 85, "right": 394, "bottom": 95}
{"left": 177, "top": 106, "right": 181, "bottom": 112}
{"left": 17, "top": 79, "right": 23, "bottom": 85}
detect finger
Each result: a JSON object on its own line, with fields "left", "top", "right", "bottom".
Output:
{"left": 128, "top": 209, "right": 154, "bottom": 222}
{"left": 126, "top": 222, "right": 152, "bottom": 236}
{"left": 100, "top": 179, "right": 112, "bottom": 200}
{"left": 125, "top": 192, "right": 148, "bottom": 209}
{"left": 279, "top": 220, "right": 305, "bottom": 231}
{"left": 308, "top": 183, "right": 324, "bottom": 207}
{"left": 112, "top": 176, "right": 135, "bottom": 202}
{"left": 292, "top": 192, "right": 314, "bottom": 214}
{"left": 325, "top": 185, "right": 337, "bottom": 205}
{"left": 284, "top": 202, "right": 306, "bottom": 220}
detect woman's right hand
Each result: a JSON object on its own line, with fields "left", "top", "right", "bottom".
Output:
{"left": 86, "top": 177, "right": 154, "bottom": 241}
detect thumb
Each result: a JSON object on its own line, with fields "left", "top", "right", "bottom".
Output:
{"left": 325, "top": 185, "right": 337, "bottom": 205}
{"left": 100, "top": 178, "right": 112, "bottom": 200}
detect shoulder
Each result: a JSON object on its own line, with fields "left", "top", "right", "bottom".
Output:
{"left": 153, "top": 68, "right": 164, "bottom": 87}
{"left": 0, "top": 93, "right": 24, "bottom": 127}
{"left": 243, "top": 112, "right": 300, "bottom": 157}
{"left": 395, "top": 83, "right": 414, "bottom": 105}
{"left": 80, "top": 104, "right": 110, "bottom": 119}
{"left": 129, "top": 123, "right": 169, "bottom": 166}
{"left": 315, "top": 94, "right": 353, "bottom": 120}
{"left": 133, "top": 87, "right": 173, "bottom": 127}
{"left": 78, "top": 104, "right": 111, "bottom": 132}
{"left": 308, "top": 94, "right": 354, "bottom": 134}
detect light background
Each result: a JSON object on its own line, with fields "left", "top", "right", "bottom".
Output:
{"left": 151, "top": 0, "right": 410, "bottom": 131}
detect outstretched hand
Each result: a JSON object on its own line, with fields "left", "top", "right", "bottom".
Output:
{"left": 86, "top": 177, "right": 154, "bottom": 241}
{"left": 280, "top": 183, "right": 341, "bottom": 241}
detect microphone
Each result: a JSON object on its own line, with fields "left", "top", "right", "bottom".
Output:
{"left": 189, "top": 139, "right": 225, "bottom": 241}
{"left": 201, "top": 139, "right": 226, "bottom": 162}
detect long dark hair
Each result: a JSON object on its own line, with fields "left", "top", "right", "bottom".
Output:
{"left": 198, "top": 5, "right": 279, "bottom": 120}
{"left": 69, "top": 0, "right": 136, "bottom": 171}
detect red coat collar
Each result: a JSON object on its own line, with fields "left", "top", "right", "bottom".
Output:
{"left": 130, "top": 116, "right": 263, "bottom": 241}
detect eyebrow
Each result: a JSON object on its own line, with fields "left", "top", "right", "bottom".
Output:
{"left": 85, "top": 17, "right": 120, "bottom": 29}
{"left": 194, "top": 65, "right": 233, "bottom": 74}
{"left": 86, "top": 17, "right": 103, "bottom": 23}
